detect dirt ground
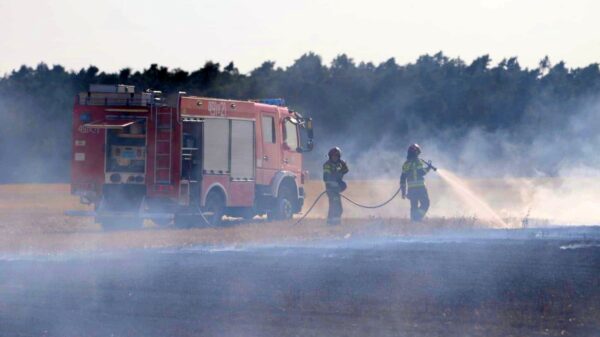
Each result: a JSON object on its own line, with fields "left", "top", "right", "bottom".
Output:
{"left": 2, "top": 228, "right": 599, "bottom": 337}
{"left": 1, "top": 184, "right": 599, "bottom": 337}
{"left": 0, "top": 182, "right": 502, "bottom": 254}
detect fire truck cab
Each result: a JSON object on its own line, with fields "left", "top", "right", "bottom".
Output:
{"left": 71, "top": 85, "right": 313, "bottom": 229}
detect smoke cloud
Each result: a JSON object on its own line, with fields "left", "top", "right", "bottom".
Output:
{"left": 309, "top": 94, "right": 600, "bottom": 225}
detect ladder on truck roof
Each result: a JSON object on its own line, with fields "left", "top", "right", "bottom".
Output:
{"left": 154, "top": 106, "right": 174, "bottom": 185}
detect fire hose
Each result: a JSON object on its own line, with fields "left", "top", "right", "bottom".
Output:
{"left": 292, "top": 186, "right": 402, "bottom": 226}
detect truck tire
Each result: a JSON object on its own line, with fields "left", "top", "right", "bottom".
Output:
{"left": 268, "top": 184, "right": 295, "bottom": 221}
{"left": 204, "top": 190, "right": 225, "bottom": 226}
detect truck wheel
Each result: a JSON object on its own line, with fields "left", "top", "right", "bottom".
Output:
{"left": 269, "top": 185, "right": 295, "bottom": 221}
{"left": 204, "top": 191, "right": 225, "bottom": 226}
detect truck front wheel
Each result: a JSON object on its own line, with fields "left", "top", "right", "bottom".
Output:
{"left": 269, "top": 185, "right": 295, "bottom": 221}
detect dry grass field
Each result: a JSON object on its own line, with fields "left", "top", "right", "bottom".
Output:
{"left": 0, "top": 182, "right": 500, "bottom": 253}
{"left": 1, "top": 176, "right": 587, "bottom": 254}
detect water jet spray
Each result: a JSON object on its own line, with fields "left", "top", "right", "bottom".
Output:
{"left": 436, "top": 169, "right": 509, "bottom": 228}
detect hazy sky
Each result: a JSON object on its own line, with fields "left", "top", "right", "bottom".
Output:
{"left": 1, "top": 0, "right": 599, "bottom": 74}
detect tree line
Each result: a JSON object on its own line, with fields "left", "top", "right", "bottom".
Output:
{"left": 1, "top": 52, "right": 599, "bottom": 182}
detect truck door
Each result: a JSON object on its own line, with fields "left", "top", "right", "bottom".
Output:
{"left": 258, "top": 112, "right": 281, "bottom": 184}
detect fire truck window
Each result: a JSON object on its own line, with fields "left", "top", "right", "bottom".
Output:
{"left": 284, "top": 119, "right": 299, "bottom": 150}
{"left": 261, "top": 116, "right": 275, "bottom": 143}
{"left": 105, "top": 122, "right": 146, "bottom": 173}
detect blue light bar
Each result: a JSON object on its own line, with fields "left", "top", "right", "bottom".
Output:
{"left": 256, "top": 98, "right": 286, "bottom": 106}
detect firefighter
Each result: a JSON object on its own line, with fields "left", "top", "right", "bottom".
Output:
{"left": 400, "top": 144, "right": 431, "bottom": 222}
{"left": 323, "top": 147, "right": 349, "bottom": 225}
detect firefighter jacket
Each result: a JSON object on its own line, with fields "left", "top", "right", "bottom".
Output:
{"left": 400, "top": 158, "right": 430, "bottom": 195}
{"left": 323, "top": 159, "right": 349, "bottom": 192}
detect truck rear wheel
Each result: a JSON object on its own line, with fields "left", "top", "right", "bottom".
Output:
{"left": 204, "top": 190, "right": 225, "bottom": 226}
{"left": 268, "top": 184, "right": 295, "bottom": 221}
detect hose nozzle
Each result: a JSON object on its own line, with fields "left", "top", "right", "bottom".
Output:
{"left": 423, "top": 159, "right": 438, "bottom": 171}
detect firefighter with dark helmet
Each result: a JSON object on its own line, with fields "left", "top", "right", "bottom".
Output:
{"left": 323, "top": 147, "right": 349, "bottom": 225}
{"left": 400, "top": 144, "right": 431, "bottom": 221}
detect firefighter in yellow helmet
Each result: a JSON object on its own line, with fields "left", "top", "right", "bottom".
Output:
{"left": 400, "top": 144, "right": 431, "bottom": 221}
{"left": 323, "top": 147, "right": 349, "bottom": 225}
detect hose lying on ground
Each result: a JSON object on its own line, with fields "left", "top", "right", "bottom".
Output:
{"left": 292, "top": 186, "right": 402, "bottom": 226}
{"left": 292, "top": 191, "right": 327, "bottom": 226}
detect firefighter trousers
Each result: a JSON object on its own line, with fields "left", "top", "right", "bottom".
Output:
{"left": 408, "top": 186, "right": 430, "bottom": 222}
{"left": 326, "top": 190, "right": 343, "bottom": 225}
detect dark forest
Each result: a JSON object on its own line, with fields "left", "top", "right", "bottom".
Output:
{"left": 1, "top": 52, "right": 599, "bottom": 182}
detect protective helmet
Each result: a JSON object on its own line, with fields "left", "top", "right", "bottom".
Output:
{"left": 407, "top": 143, "right": 422, "bottom": 156}
{"left": 328, "top": 147, "right": 342, "bottom": 159}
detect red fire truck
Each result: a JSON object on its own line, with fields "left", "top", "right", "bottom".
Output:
{"left": 71, "top": 85, "right": 313, "bottom": 229}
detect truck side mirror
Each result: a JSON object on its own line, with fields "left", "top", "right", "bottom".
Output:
{"left": 293, "top": 115, "right": 314, "bottom": 153}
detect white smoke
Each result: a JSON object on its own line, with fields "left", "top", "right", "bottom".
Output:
{"left": 310, "top": 95, "right": 600, "bottom": 225}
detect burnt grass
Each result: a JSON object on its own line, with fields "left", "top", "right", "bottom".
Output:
{"left": 1, "top": 233, "right": 599, "bottom": 337}
{"left": 0, "top": 184, "right": 599, "bottom": 336}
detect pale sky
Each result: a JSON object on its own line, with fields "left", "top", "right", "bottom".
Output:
{"left": 1, "top": 0, "right": 599, "bottom": 75}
